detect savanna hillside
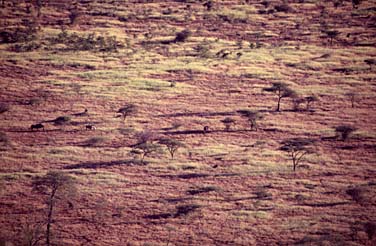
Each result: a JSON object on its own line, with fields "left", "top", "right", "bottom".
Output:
{"left": 0, "top": 0, "right": 375, "bottom": 245}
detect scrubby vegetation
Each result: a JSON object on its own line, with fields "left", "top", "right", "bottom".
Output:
{"left": 0, "top": 0, "right": 375, "bottom": 245}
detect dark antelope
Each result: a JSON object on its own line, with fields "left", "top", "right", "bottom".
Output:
{"left": 85, "top": 125, "right": 96, "bottom": 130}
{"left": 203, "top": 126, "right": 209, "bottom": 133}
{"left": 31, "top": 123, "right": 44, "bottom": 131}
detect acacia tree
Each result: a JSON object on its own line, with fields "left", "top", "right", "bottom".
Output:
{"left": 305, "top": 95, "right": 319, "bottom": 111}
{"left": 280, "top": 138, "right": 315, "bottom": 171}
{"left": 133, "top": 143, "right": 161, "bottom": 162}
{"left": 263, "top": 82, "right": 296, "bottom": 111}
{"left": 221, "top": 117, "right": 236, "bottom": 131}
{"left": 345, "top": 92, "right": 357, "bottom": 108}
{"left": 32, "top": 171, "right": 76, "bottom": 246}
{"left": 117, "top": 104, "right": 136, "bottom": 121}
{"left": 158, "top": 138, "right": 184, "bottom": 159}
{"left": 324, "top": 30, "right": 340, "bottom": 46}
{"left": 237, "top": 110, "right": 262, "bottom": 131}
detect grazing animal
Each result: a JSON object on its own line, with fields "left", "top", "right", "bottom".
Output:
{"left": 85, "top": 124, "right": 95, "bottom": 130}
{"left": 203, "top": 126, "right": 209, "bottom": 133}
{"left": 30, "top": 123, "right": 44, "bottom": 131}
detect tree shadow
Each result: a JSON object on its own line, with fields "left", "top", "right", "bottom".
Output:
{"left": 64, "top": 159, "right": 143, "bottom": 169}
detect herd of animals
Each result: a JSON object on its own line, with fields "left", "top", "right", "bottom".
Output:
{"left": 30, "top": 108, "right": 95, "bottom": 132}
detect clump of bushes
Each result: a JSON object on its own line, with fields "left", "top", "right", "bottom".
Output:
{"left": 48, "top": 31, "right": 120, "bottom": 52}
{"left": 10, "top": 42, "right": 41, "bottom": 52}
{"left": 0, "top": 21, "right": 38, "bottom": 44}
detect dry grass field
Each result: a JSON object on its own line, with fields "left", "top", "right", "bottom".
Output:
{"left": 0, "top": 0, "right": 375, "bottom": 245}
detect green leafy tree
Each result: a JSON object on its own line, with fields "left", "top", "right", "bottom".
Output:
{"left": 280, "top": 138, "right": 315, "bottom": 171}
{"left": 263, "top": 82, "right": 296, "bottom": 111}
{"left": 32, "top": 171, "right": 76, "bottom": 246}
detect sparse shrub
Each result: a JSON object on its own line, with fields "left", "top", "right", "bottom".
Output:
{"left": 305, "top": 95, "right": 318, "bottom": 111}
{"left": 335, "top": 125, "right": 357, "bottom": 140}
{"left": 345, "top": 92, "right": 357, "bottom": 108}
{"left": 203, "top": 1, "right": 213, "bottom": 11}
{"left": 194, "top": 41, "right": 211, "bottom": 58}
{"left": 10, "top": 41, "right": 40, "bottom": 52}
{"left": 117, "top": 104, "right": 136, "bottom": 121}
{"left": 32, "top": 171, "right": 76, "bottom": 246}
{"left": 323, "top": 30, "right": 340, "bottom": 46}
{"left": 0, "top": 132, "right": 10, "bottom": 148}
{"left": 187, "top": 186, "right": 218, "bottom": 195}
{"left": 221, "top": 117, "right": 236, "bottom": 131}
{"left": 346, "top": 187, "right": 365, "bottom": 203}
{"left": 364, "top": 59, "right": 375, "bottom": 70}
{"left": 158, "top": 138, "right": 184, "bottom": 159}
{"left": 27, "top": 97, "right": 42, "bottom": 106}
{"left": 48, "top": 31, "right": 120, "bottom": 53}
{"left": 364, "top": 222, "right": 376, "bottom": 240}
{"left": 84, "top": 136, "right": 107, "bottom": 147}
{"left": 174, "top": 29, "right": 191, "bottom": 43}
{"left": 263, "top": 82, "right": 296, "bottom": 111}
{"left": 333, "top": 0, "right": 344, "bottom": 8}
{"left": 292, "top": 96, "right": 305, "bottom": 111}
{"left": 260, "top": 1, "right": 270, "bottom": 8}
{"left": 135, "top": 130, "right": 156, "bottom": 145}
{"left": 0, "top": 103, "right": 9, "bottom": 114}
{"left": 20, "top": 221, "right": 44, "bottom": 246}
{"left": 274, "top": 4, "right": 293, "bottom": 13}
{"left": 352, "top": 0, "right": 362, "bottom": 9}
{"left": 280, "top": 138, "right": 315, "bottom": 171}
{"left": 68, "top": 9, "right": 80, "bottom": 25}
{"left": 53, "top": 116, "right": 71, "bottom": 126}
{"left": 174, "top": 204, "right": 200, "bottom": 217}
{"left": 254, "top": 188, "right": 272, "bottom": 200}
{"left": 237, "top": 110, "right": 262, "bottom": 131}
{"left": 0, "top": 26, "right": 37, "bottom": 44}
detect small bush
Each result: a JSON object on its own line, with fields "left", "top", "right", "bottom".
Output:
{"left": 174, "top": 204, "right": 200, "bottom": 217}
{"left": 364, "top": 222, "right": 376, "bottom": 240}
{"left": 274, "top": 4, "right": 293, "bottom": 12}
{"left": 187, "top": 186, "right": 218, "bottom": 195}
{"left": 0, "top": 103, "right": 9, "bottom": 114}
{"left": 346, "top": 187, "right": 365, "bottom": 203}
{"left": 10, "top": 41, "right": 40, "bottom": 52}
{"left": 174, "top": 29, "right": 191, "bottom": 43}
{"left": 53, "top": 116, "right": 71, "bottom": 126}
{"left": 0, "top": 132, "right": 10, "bottom": 146}
{"left": 335, "top": 125, "right": 357, "bottom": 140}
{"left": 84, "top": 136, "right": 107, "bottom": 147}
